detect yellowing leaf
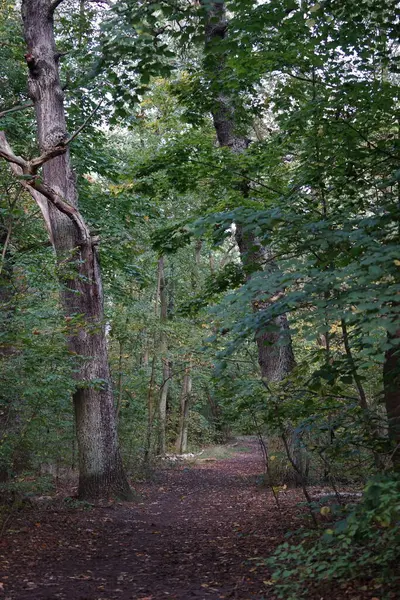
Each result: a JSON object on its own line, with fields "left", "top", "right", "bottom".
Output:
{"left": 310, "top": 3, "right": 321, "bottom": 12}
{"left": 320, "top": 506, "right": 330, "bottom": 516}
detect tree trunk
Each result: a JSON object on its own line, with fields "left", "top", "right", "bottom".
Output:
{"left": 176, "top": 359, "right": 192, "bottom": 454}
{"left": 204, "top": 1, "right": 304, "bottom": 482}
{"left": 234, "top": 228, "right": 295, "bottom": 381}
{"left": 21, "top": 0, "right": 131, "bottom": 500}
{"left": 204, "top": 2, "right": 295, "bottom": 383}
{"left": 383, "top": 327, "right": 400, "bottom": 470}
{"left": 0, "top": 226, "right": 15, "bottom": 482}
{"left": 144, "top": 353, "right": 157, "bottom": 463}
{"left": 158, "top": 256, "right": 169, "bottom": 456}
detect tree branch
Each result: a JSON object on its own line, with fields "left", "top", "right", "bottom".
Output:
{"left": 0, "top": 102, "right": 34, "bottom": 120}
{"left": 337, "top": 119, "right": 399, "bottom": 160}
{"left": 0, "top": 132, "right": 90, "bottom": 244}
{"left": 190, "top": 157, "right": 283, "bottom": 195}
{"left": 65, "top": 99, "right": 105, "bottom": 145}
{"left": 0, "top": 146, "right": 27, "bottom": 170}
{"left": 0, "top": 135, "right": 67, "bottom": 174}
{"left": 29, "top": 145, "right": 67, "bottom": 172}
{"left": 0, "top": 132, "right": 53, "bottom": 243}
{"left": 0, "top": 221, "right": 13, "bottom": 276}
{"left": 49, "top": 0, "right": 67, "bottom": 14}
{"left": 31, "top": 179, "right": 91, "bottom": 242}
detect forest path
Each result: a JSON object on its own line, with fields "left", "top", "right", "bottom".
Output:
{"left": 1, "top": 439, "right": 295, "bottom": 600}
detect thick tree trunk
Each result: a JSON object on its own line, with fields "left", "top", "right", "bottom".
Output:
{"left": 204, "top": 2, "right": 304, "bottom": 482}
{"left": 204, "top": 2, "right": 295, "bottom": 383}
{"left": 235, "top": 228, "right": 295, "bottom": 381}
{"left": 21, "top": 0, "right": 131, "bottom": 500}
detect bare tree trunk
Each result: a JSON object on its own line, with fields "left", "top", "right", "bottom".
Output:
{"left": 158, "top": 256, "right": 169, "bottom": 456}
{"left": 144, "top": 262, "right": 164, "bottom": 462}
{"left": 144, "top": 353, "right": 157, "bottom": 463}
{"left": 176, "top": 359, "right": 192, "bottom": 454}
{"left": 115, "top": 339, "right": 124, "bottom": 421}
{"left": 20, "top": 0, "right": 131, "bottom": 500}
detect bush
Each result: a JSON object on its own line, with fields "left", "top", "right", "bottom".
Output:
{"left": 266, "top": 474, "right": 400, "bottom": 599}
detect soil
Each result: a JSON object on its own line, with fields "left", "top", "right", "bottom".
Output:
{"left": 0, "top": 439, "right": 394, "bottom": 600}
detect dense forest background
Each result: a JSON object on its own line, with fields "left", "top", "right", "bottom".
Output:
{"left": 0, "top": 0, "right": 399, "bottom": 597}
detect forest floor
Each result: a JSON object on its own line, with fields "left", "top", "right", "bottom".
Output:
{"left": 0, "top": 438, "right": 391, "bottom": 600}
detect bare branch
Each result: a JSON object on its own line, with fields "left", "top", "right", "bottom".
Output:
{"left": 32, "top": 179, "right": 91, "bottom": 243}
{"left": 0, "top": 132, "right": 53, "bottom": 243}
{"left": 0, "top": 132, "right": 66, "bottom": 173}
{"left": 0, "top": 102, "right": 34, "bottom": 120}
{"left": 0, "top": 143, "right": 27, "bottom": 170}
{"left": 0, "top": 132, "right": 90, "bottom": 245}
{"left": 65, "top": 99, "right": 105, "bottom": 145}
{"left": 0, "top": 221, "right": 13, "bottom": 276}
{"left": 29, "top": 145, "right": 67, "bottom": 173}
{"left": 87, "top": 0, "right": 113, "bottom": 6}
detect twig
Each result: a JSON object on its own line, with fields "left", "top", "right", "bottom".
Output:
{"left": 256, "top": 425, "right": 282, "bottom": 514}
{"left": 281, "top": 430, "right": 318, "bottom": 527}
{"left": 258, "top": 376, "right": 318, "bottom": 526}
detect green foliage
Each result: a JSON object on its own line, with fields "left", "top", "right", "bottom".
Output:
{"left": 180, "top": 262, "right": 245, "bottom": 316}
{"left": 1, "top": 10, "right": 399, "bottom": 600}
{"left": 268, "top": 474, "right": 400, "bottom": 599}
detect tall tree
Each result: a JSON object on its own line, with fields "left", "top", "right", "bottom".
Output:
{"left": 158, "top": 255, "right": 170, "bottom": 456}
{"left": 203, "top": 1, "right": 295, "bottom": 383}
{"left": 0, "top": 0, "right": 131, "bottom": 500}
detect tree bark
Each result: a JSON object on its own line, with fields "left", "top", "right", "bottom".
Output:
{"left": 203, "top": 1, "right": 305, "bottom": 482}
{"left": 0, "top": 225, "right": 16, "bottom": 482}
{"left": 158, "top": 256, "right": 169, "bottom": 456}
{"left": 176, "top": 359, "right": 192, "bottom": 454}
{"left": 20, "top": 0, "right": 132, "bottom": 500}
{"left": 204, "top": 2, "right": 295, "bottom": 383}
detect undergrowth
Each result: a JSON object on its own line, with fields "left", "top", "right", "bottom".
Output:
{"left": 266, "top": 474, "right": 400, "bottom": 599}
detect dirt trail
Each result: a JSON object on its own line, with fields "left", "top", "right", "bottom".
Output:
{"left": 1, "top": 439, "right": 294, "bottom": 600}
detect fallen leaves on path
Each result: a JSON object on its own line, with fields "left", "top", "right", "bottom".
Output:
{"left": 0, "top": 440, "right": 391, "bottom": 600}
